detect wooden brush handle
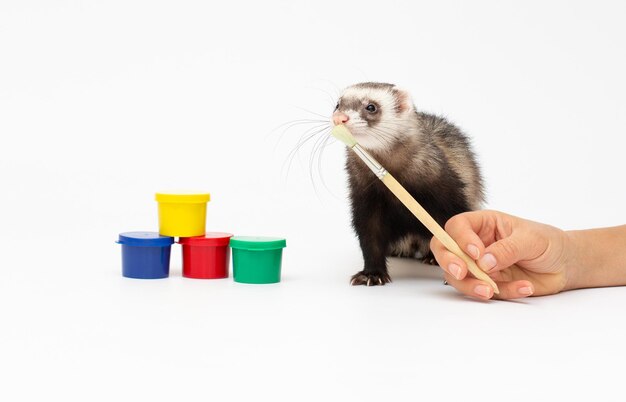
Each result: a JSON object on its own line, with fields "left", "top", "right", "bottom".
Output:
{"left": 381, "top": 173, "right": 499, "bottom": 294}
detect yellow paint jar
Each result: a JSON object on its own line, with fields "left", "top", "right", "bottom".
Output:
{"left": 155, "top": 192, "right": 211, "bottom": 237}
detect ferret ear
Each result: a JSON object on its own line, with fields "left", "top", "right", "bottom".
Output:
{"left": 394, "top": 87, "right": 414, "bottom": 114}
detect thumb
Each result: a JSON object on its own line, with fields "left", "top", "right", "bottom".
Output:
{"left": 477, "top": 235, "right": 526, "bottom": 273}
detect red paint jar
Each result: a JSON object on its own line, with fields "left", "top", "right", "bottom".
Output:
{"left": 179, "top": 232, "right": 233, "bottom": 279}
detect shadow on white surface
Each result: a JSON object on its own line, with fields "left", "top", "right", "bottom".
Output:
{"left": 387, "top": 256, "right": 443, "bottom": 281}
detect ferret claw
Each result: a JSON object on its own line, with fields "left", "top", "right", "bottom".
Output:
{"left": 350, "top": 271, "right": 391, "bottom": 286}
{"left": 421, "top": 255, "right": 438, "bottom": 266}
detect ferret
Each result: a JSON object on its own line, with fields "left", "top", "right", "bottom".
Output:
{"left": 332, "top": 82, "right": 484, "bottom": 286}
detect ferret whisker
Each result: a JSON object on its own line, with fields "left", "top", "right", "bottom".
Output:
{"left": 282, "top": 125, "right": 331, "bottom": 179}
{"left": 371, "top": 132, "right": 393, "bottom": 148}
{"left": 284, "top": 124, "right": 329, "bottom": 165}
{"left": 339, "top": 122, "right": 395, "bottom": 148}
{"left": 273, "top": 118, "right": 329, "bottom": 129}
{"left": 367, "top": 127, "right": 396, "bottom": 148}
{"left": 283, "top": 135, "right": 325, "bottom": 181}
{"left": 369, "top": 125, "right": 405, "bottom": 141}
{"left": 293, "top": 106, "right": 332, "bottom": 120}
{"left": 370, "top": 121, "right": 406, "bottom": 129}
{"left": 316, "top": 134, "right": 340, "bottom": 199}
{"left": 368, "top": 124, "right": 397, "bottom": 137}
{"left": 312, "top": 79, "right": 342, "bottom": 99}
{"left": 279, "top": 123, "right": 329, "bottom": 158}
{"left": 268, "top": 119, "right": 329, "bottom": 140}
{"left": 369, "top": 123, "right": 408, "bottom": 134}
{"left": 308, "top": 127, "right": 333, "bottom": 199}
{"left": 271, "top": 119, "right": 329, "bottom": 143}
{"left": 306, "top": 86, "right": 341, "bottom": 107}
{"left": 271, "top": 120, "right": 330, "bottom": 156}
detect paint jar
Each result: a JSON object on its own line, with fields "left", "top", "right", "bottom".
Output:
{"left": 229, "top": 236, "right": 287, "bottom": 284}
{"left": 155, "top": 192, "right": 210, "bottom": 237}
{"left": 117, "top": 232, "right": 174, "bottom": 279}
{"left": 179, "top": 232, "right": 234, "bottom": 279}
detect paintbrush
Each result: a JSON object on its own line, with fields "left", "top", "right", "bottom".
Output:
{"left": 331, "top": 124, "right": 499, "bottom": 294}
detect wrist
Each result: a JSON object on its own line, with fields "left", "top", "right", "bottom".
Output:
{"left": 563, "top": 226, "right": 626, "bottom": 291}
{"left": 563, "top": 230, "right": 586, "bottom": 291}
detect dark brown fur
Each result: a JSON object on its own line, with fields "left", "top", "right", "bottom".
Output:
{"left": 337, "top": 83, "right": 484, "bottom": 286}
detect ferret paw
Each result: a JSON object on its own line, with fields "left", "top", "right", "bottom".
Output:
{"left": 421, "top": 252, "right": 438, "bottom": 266}
{"left": 350, "top": 271, "right": 391, "bottom": 286}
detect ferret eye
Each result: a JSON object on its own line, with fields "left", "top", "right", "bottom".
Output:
{"left": 366, "top": 104, "right": 377, "bottom": 113}
{"left": 334, "top": 103, "right": 339, "bottom": 111}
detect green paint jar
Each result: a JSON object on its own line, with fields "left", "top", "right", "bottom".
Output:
{"left": 229, "top": 236, "right": 287, "bottom": 284}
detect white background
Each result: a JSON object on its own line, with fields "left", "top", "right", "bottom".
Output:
{"left": 2, "top": 0, "right": 626, "bottom": 401}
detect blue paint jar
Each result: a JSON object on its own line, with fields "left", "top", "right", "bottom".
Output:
{"left": 117, "top": 232, "right": 175, "bottom": 279}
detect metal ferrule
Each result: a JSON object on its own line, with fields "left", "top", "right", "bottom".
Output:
{"left": 352, "top": 144, "right": 388, "bottom": 180}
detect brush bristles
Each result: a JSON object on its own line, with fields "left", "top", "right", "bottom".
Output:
{"left": 331, "top": 125, "right": 357, "bottom": 148}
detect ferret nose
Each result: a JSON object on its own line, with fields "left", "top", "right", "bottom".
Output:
{"left": 332, "top": 111, "right": 350, "bottom": 126}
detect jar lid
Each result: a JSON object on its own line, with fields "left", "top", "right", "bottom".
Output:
{"left": 179, "top": 232, "right": 234, "bottom": 247}
{"left": 229, "top": 236, "right": 287, "bottom": 250}
{"left": 155, "top": 192, "right": 210, "bottom": 203}
{"left": 118, "top": 232, "right": 175, "bottom": 247}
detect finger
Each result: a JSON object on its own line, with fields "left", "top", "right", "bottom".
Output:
{"left": 478, "top": 232, "right": 536, "bottom": 274}
{"left": 431, "top": 238, "right": 468, "bottom": 280}
{"left": 444, "top": 212, "right": 492, "bottom": 260}
{"left": 443, "top": 272, "right": 495, "bottom": 300}
{"left": 492, "top": 280, "right": 535, "bottom": 300}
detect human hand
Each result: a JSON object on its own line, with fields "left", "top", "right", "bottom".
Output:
{"left": 430, "top": 210, "right": 572, "bottom": 300}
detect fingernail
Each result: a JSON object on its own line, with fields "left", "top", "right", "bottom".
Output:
{"left": 474, "top": 285, "right": 492, "bottom": 298}
{"left": 448, "top": 263, "right": 462, "bottom": 280}
{"left": 519, "top": 286, "right": 534, "bottom": 296}
{"left": 467, "top": 244, "right": 480, "bottom": 259}
{"left": 478, "top": 253, "right": 497, "bottom": 272}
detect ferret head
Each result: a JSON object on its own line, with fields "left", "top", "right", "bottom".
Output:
{"left": 332, "top": 82, "right": 416, "bottom": 151}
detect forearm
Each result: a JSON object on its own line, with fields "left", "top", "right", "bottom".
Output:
{"left": 565, "top": 225, "right": 626, "bottom": 290}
